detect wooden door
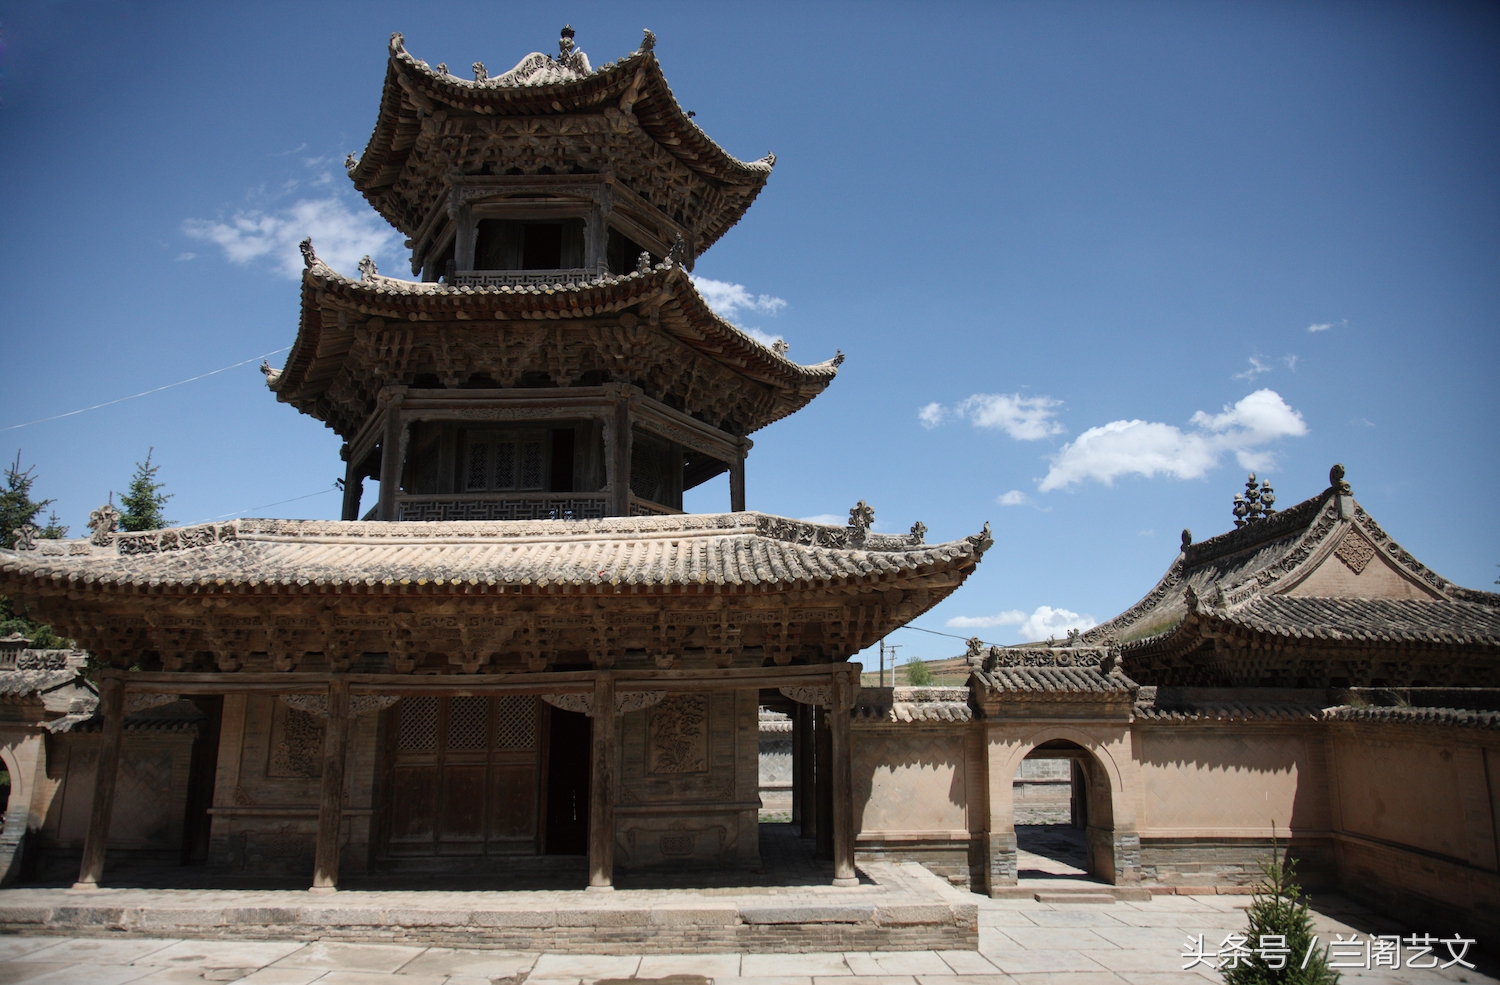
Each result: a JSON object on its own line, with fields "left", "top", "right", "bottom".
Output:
{"left": 385, "top": 695, "right": 540, "bottom": 857}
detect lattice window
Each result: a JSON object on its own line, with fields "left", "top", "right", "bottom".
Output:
{"left": 465, "top": 443, "right": 489, "bottom": 491}
{"left": 495, "top": 442, "right": 516, "bottom": 489}
{"left": 496, "top": 695, "right": 536, "bottom": 750}
{"left": 448, "top": 695, "right": 490, "bottom": 749}
{"left": 520, "top": 441, "right": 544, "bottom": 489}
{"left": 396, "top": 497, "right": 608, "bottom": 522}
{"left": 398, "top": 695, "right": 439, "bottom": 751}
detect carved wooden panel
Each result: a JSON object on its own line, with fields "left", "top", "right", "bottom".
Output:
{"left": 647, "top": 694, "right": 709, "bottom": 775}
{"left": 268, "top": 702, "right": 324, "bottom": 778}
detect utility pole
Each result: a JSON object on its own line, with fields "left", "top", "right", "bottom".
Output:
{"left": 878, "top": 641, "right": 885, "bottom": 687}
{"left": 886, "top": 644, "right": 902, "bottom": 685}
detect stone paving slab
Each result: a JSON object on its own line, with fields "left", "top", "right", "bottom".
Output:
{"left": 0, "top": 863, "right": 976, "bottom": 954}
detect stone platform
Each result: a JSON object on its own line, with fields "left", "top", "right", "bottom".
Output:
{"left": 0, "top": 862, "right": 976, "bottom": 953}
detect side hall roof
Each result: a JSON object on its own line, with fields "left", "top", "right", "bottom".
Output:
{"left": 0, "top": 513, "right": 992, "bottom": 599}
{"left": 349, "top": 30, "right": 773, "bottom": 250}
{"left": 271, "top": 248, "right": 840, "bottom": 440}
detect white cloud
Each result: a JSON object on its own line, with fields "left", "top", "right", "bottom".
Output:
{"left": 1308, "top": 322, "right": 1333, "bottom": 333}
{"left": 184, "top": 196, "right": 403, "bottom": 281}
{"left": 1232, "top": 355, "right": 1272, "bottom": 382}
{"left": 1038, "top": 389, "right": 1307, "bottom": 492}
{"left": 175, "top": 252, "right": 196, "bottom": 262}
{"left": 744, "top": 327, "right": 785, "bottom": 349}
{"left": 799, "top": 513, "right": 845, "bottom": 526}
{"left": 919, "top": 393, "right": 1064, "bottom": 440}
{"left": 1018, "top": 606, "right": 1097, "bottom": 642}
{"left": 1282, "top": 354, "right": 1298, "bottom": 371}
{"left": 947, "top": 610, "right": 1028, "bottom": 629}
{"left": 996, "top": 490, "right": 1030, "bottom": 506}
{"left": 691, "top": 276, "right": 787, "bottom": 320}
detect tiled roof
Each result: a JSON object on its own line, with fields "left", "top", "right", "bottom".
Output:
{"left": 1222, "top": 596, "right": 1500, "bottom": 646}
{"left": 971, "top": 667, "right": 1137, "bottom": 695}
{"left": 852, "top": 687, "right": 976, "bottom": 723}
{"left": 0, "top": 513, "right": 991, "bottom": 597}
{"left": 351, "top": 34, "right": 771, "bottom": 248}
{"left": 67, "top": 699, "right": 206, "bottom": 735}
{"left": 1322, "top": 705, "right": 1500, "bottom": 730}
{"left": 1133, "top": 701, "right": 1324, "bottom": 722}
{"left": 277, "top": 261, "right": 840, "bottom": 439}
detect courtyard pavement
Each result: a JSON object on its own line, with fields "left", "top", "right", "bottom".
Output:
{"left": 0, "top": 889, "right": 1489, "bottom": 985}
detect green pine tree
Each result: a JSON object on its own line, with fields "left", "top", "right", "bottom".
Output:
{"left": 0, "top": 451, "right": 53, "bottom": 549}
{"left": 118, "top": 448, "right": 173, "bottom": 531}
{"left": 39, "top": 511, "right": 68, "bottom": 539}
{"left": 1222, "top": 831, "right": 1339, "bottom": 985}
{"left": 905, "top": 655, "right": 935, "bottom": 686}
{"left": 0, "top": 453, "right": 71, "bottom": 648}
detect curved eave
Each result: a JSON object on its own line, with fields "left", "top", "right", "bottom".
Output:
{"left": 273, "top": 262, "right": 839, "bottom": 437}
{"left": 350, "top": 44, "right": 773, "bottom": 246}
{"left": 0, "top": 515, "right": 989, "bottom": 600}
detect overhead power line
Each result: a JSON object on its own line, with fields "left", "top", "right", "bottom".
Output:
{"left": 0, "top": 347, "right": 291, "bottom": 432}
{"left": 191, "top": 484, "right": 339, "bottom": 525}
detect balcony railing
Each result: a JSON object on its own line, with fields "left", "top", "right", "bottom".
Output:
{"left": 395, "top": 493, "right": 608, "bottom": 522}
{"left": 452, "top": 268, "right": 599, "bottom": 289}
{"left": 628, "top": 496, "right": 683, "bottom": 517}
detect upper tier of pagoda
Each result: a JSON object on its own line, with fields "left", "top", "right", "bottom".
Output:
{"left": 349, "top": 27, "right": 774, "bottom": 275}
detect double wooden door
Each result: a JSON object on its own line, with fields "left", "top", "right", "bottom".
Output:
{"left": 384, "top": 695, "right": 540, "bottom": 857}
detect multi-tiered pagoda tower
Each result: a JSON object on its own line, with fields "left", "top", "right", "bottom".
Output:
{"left": 0, "top": 28, "right": 989, "bottom": 894}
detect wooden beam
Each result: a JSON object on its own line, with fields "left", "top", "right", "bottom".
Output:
{"left": 587, "top": 673, "right": 616, "bottom": 891}
{"left": 72, "top": 677, "right": 125, "bottom": 889}
{"left": 377, "top": 391, "right": 405, "bottom": 522}
{"left": 311, "top": 677, "right": 350, "bottom": 892}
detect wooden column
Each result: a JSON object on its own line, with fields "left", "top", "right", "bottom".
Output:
{"left": 830, "top": 670, "right": 857, "bottom": 886}
{"left": 815, "top": 704, "right": 833, "bottom": 860}
{"left": 73, "top": 677, "right": 125, "bottom": 889}
{"left": 341, "top": 454, "right": 363, "bottom": 521}
{"left": 729, "top": 454, "right": 746, "bottom": 512}
{"left": 790, "top": 702, "right": 806, "bottom": 827}
{"left": 311, "top": 678, "right": 350, "bottom": 891}
{"left": 376, "top": 395, "right": 404, "bottom": 522}
{"left": 587, "top": 674, "right": 617, "bottom": 890}
{"left": 608, "top": 400, "right": 632, "bottom": 517}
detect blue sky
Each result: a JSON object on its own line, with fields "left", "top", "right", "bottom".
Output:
{"left": 1, "top": 2, "right": 1496, "bottom": 661}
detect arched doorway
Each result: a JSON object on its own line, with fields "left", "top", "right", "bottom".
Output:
{"left": 1013, "top": 739, "right": 1116, "bottom": 883}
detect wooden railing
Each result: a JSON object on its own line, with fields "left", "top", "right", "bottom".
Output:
{"left": 452, "top": 268, "right": 598, "bottom": 289}
{"left": 395, "top": 493, "right": 608, "bottom": 522}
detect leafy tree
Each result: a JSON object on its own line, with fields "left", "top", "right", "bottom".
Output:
{"left": 119, "top": 448, "right": 173, "bottom": 531}
{"left": 905, "top": 655, "right": 935, "bottom": 686}
{"left": 0, "top": 451, "right": 53, "bottom": 549}
{"left": 1221, "top": 832, "right": 1338, "bottom": 985}
{"left": 0, "top": 452, "right": 72, "bottom": 648}
{"left": 40, "top": 511, "right": 68, "bottom": 539}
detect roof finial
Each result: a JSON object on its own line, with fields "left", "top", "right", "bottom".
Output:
{"left": 389, "top": 32, "right": 405, "bottom": 55}
{"left": 1330, "top": 462, "right": 1351, "bottom": 495}
{"left": 88, "top": 503, "right": 121, "bottom": 547}
{"left": 909, "top": 520, "right": 927, "bottom": 545}
{"left": 1181, "top": 528, "right": 1192, "bottom": 549}
{"left": 344, "top": 153, "right": 358, "bottom": 171}
{"left": 1231, "top": 473, "right": 1276, "bottom": 527}
{"left": 473, "top": 61, "right": 488, "bottom": 82}
{"left": 299, "top": 238, "right": 318, "bottom": 269}
{"left": 636, "top": 250, "right": 652, "bottom": 275}
{"left": 11, "top": 524, "right": 39, "bottom": 552}
{"left": 358, "top": 255, "right": 378, "bottom": 282}
{"left": 559, "top": 24, "right": 576, "bottom": 62}
{"left": 639, "top": 28, "right": 656, "bottom": 54}
{"left": 771, "top": 339, "right": 789, "bottom": 356}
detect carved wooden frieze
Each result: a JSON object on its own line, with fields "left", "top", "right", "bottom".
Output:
{"left": 124, "top": 692, "right": 180, "bottom": 713}
{"left": 278, "top": 694, "right": 400, "bottom": 718}
{"left": 267, "top": 703, "right": 324, "bottom": 779}
{"left": 542, "top": 693, "right": 593, "bottom": 716}
{"left": 779, "top": 684, "right": 832, "bottom": 707}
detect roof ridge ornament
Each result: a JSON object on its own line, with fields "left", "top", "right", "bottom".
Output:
{"left": 909, "top": 520, "right": 927, "bottom": 546}
{"left": 260, "top": 361, "right": 282, "bottom": 389}
{"left": 473, "top": 61, "right": 488, "bottom": 82}
{"left": 771, "top": 339, "right": 789, "bottom": 356}
{"left": 1330, "top": 462, "right": 1351, "bottom": 496}
{"left": 1231, "top": 473, "right": 1276, "bottom": 527}
{"left": 389, "top": 32, "right": 405, "bottom": 56}
{"left": 11, "top": 524, "right": 39, "bottom": 551}
{"left": 88, "top": 504, "right": 121, "bottom": 547}
{"left": 344, "top": 153, "right": 358, "bottom": 171}
{"left": 358, "top": 255, "right": 378, "bottom": 282}
{"left": 638, "top": 29, "right": 656, "bottom": 54}
{"left": 848, "top": 500, "right": 874, "bottom": 548}
{"left": 299, "top": 237, "right": 319, "bottom": 270}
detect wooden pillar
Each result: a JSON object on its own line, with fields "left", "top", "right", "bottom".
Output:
{"left": 376, "top": 395, "right": 404, "bottom": 522}
{"left": 73, "top": 677, "right": 125, "bottom": 889}
{"left": 790, "top": 702, "right": 806, "bottom": 827}
{"left": 815, "top": 704, "right": 833, "bottom": 860}
{"left": 587, "top": 674, "right": 617, "bottom": 890}
{"left": 800, "top": 702, "right": 819, "bottom": 841}
{"left": 830, "top": 670, "right": 857, "bottom": 886}
{"left": 311, "top": 678, "right": 350, "bottom": 891}
{"left": 729, "top": 454, "right": 746, "bottom": 512}
{"left": 608, "top": 400, "right": 632, "bottom": 517}
{"left": 341, "top": 454, "right": 363, "bottom": 521}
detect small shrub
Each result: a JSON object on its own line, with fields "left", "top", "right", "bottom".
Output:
{"left": 1222, "top": 831, "right": 1338, "bottom": 985}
